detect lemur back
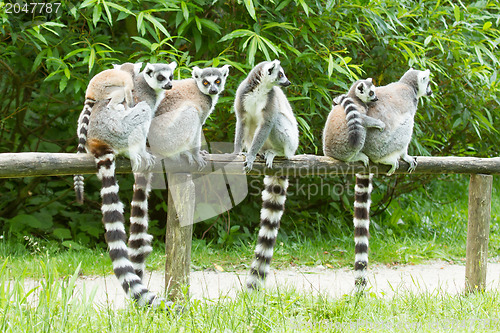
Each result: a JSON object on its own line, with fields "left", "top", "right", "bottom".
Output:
{"left": 78, "top": 62, "right": 177, "bottom": 308}
{"left": 353, "top": 68, "right": 432, "bottom": 291}
{"left": 232, "top": 60, "right": 298, "bottom": 290}
{"left": 127, "top": 65, "right": 230, "bottom": 279}
{"left": 322, "top": 79, "right": 383, "bottom": 165}
{"left": 74, "top": 63, "right": 141, "bottom": 204}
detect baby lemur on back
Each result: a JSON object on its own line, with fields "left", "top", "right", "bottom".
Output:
{"left": 73, "top": 62, "right": 141, "bottom": 203}
{"left": 351, "top": 68, "right": 433, "bottom": 291}
{"left": 77, "top": 62, "right": 177, "bottom": 308}
{"left": 232, "top": 60, "right": 299, "bottom": 290}
{"left": 322, "top": 78, "right": 384, "bottom": 165}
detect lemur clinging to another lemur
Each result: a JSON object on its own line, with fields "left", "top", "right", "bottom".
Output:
{"left": 73, "top": 62, "right": 142, "bottom": 203}
{"left": 128, "top": 64, "right": 230, "bottom": 280}
{"left": 232, "top": 60, "right": 299, "bottom": 290}
{"left": 351, "top": 68, "right": 433, "bottom": 291}
{"left": 76, "top": 62, "right": 177, "bottom": 308}
{"left": 323, "top": 78, "right": 384, "bottom": 165}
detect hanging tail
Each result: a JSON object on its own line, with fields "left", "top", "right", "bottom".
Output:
{"left": 247, "top": 175, "right": 289, "bottom": 290}
{"left": 353, "top": 173, "right": 373, "bottom": 291}
{"left": 337, "top": 95, "right": 364, "bottom": 149}
{"left": 74, "top": 100, "right": 93, "bottom": 204}
{"left": 89, "top": 139, "right": 167, "bottom": 308}
{"left": 128, "top": 172, "right": 154, "bottom": 279}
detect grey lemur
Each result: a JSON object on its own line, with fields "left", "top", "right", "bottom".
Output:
{"left": 148, "top": 64, "right": 231, "bottom": 168}
{"left": 353, "top": 68, "right": 433, "bottom": 291}
{"left": 128, "top": 64, "right": 230, "bottom": 280}
{"left": 322, "top": 78, "right": 384, "bottom": 165}
{"left": 79, "top": 62, "right": 177, "bottom": 308}
{"left": 73, "top": 62, "right": 142, "bottom": 203}
{"left": 232, "top": 60, "right": 299, "bottom": 290}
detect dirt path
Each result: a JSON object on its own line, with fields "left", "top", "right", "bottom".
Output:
{"left": 55, "top": 261, "right": 500, "bottom": 309}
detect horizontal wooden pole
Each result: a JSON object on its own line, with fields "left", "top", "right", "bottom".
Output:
{"left": 0, "top": 152, "right": 500, "bottom": 178}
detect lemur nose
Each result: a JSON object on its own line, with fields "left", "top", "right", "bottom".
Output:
{"left": 164, "top": 82, "right": 173, "bottom": 90}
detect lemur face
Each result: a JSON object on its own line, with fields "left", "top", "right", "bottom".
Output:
{"left": 144, "top": 62, "right": 177, "bottom": 91}
{"left": 192, "top": 65, "right": 231, "bottom": 96}
{"left": 266, "top": 60, "right": 291, "bottom": 87}
{"left": 356, "top": 78, "right": 378, "bottom": 103}
{"left": 417, "top": 69, "right": 433, "bottom": 98}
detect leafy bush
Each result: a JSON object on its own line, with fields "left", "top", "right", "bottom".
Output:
{"left": 0, "top": 0, "right": 499, "bottom": 246}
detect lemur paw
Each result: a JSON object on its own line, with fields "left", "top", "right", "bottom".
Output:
{"left": 244, "top": 154, "right": 256, "bottom": 172}
{"left": 264, "top": 151, "right": 276, "bottom": 169}
{"left": 200, "top": 150, "right": 209, "bottom": 156}
{"left": 407, "top": 157, "right": 418, "bottom": 173}
{"left": 376, "top": 121, "right": 386, "bottom": 132}
{"left": 386, "top": 161, "right": 399, "bottom": 176}
{"left": 195, "top": 154, "right": 208, "bottom": 170}
{"left": 143, "top": 153, "right": 156, "bottom": 171}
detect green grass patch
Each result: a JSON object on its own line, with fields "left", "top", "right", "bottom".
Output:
{"left": 1, "top": 259, "right": 500, "bottom": 332}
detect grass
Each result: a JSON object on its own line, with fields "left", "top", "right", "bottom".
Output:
{"left": 1, "top": 258, "right": 500, "bottom": 332}
{"left": 0, "top": 175, "right": 499, "bottom": 331}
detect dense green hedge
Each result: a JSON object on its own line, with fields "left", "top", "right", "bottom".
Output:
{"left": 0, "top": 0, "right": 499, "bottom": 247}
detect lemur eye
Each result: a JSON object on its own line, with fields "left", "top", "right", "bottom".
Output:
{"left": 278, "top": 72, "right": 283, "bottom": 78}
{"left": 157, "top": 74, "right": 165, "bottom": 82}
{"left": 369, "top": 91, "right": 374, "bottom": 96}
{"left": 203, "top": 80, "right": 209, "bottom": 86}
{"left": 215, "top": 79, "right": 221, "bottom": 85}
{"left": 169, "top": 75, "right": 173, "bottom": 81}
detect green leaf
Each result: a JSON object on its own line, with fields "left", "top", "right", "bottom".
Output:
{"left": 453, "top": 5, "right": 460, "bottom": 22}
{"left": 181, "top": 1, "right": 189, "bottom": 21}
{"left": 53, "top": 228, "right": 72, "bottom": 240}
{"left": 243, "top": 0, "right": 257, "bottom": 21}
{"left": 200, "top": 19, "right": 221, "bottom": 35}
{"left": 92, "top": 4, "right": 102, "bottom": 27}
{"left": 144, "top": 13, "right": 170, "bottom": 38}
{"left": 483, "top": 21, "right": 492, "bottom": 30}
{"left": 131, "top": 36, "right": 153, "bottom": 49}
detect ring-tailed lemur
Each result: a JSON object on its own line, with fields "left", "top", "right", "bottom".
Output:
{"left": 73, "top": 62, "right": 142, "bottom": 203}
{"left": 323, "top": 78, "right": 384, "bottom": 165}
{"left": 232, "top": 60, "right": 299, "bottom": 290}
{"left": 353, "top": 68, "right": 433, "bottom": 291}
{"left": 82, "top": 62, "right": 177, "bottom": 307}
{"left": 128, "top": 65, "right": 230, "bottom": 279}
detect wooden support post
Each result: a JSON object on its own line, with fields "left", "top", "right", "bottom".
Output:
{"left": 165, "top": 173, "right": 194, "bottom": 301}
{"left": 465, "top": 174, "right": 493, "bottom": 293}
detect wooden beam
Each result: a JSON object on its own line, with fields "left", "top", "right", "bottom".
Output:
{"left": 465, "top": 174, "right": 493, "bottom": 293}
{"left": 165, "top": 173, "right": 194, "bottom": 301}
{"left": 1, "top": 152, "right": 500, "bottom": 178}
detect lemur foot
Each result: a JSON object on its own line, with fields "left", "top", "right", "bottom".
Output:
{"left": 264, "top": 150, "right": 276, "bottom": 169}
{"left": 386, "top": 161, "right": 399, "bottom": 176}
{"left": 195, "top": 154, "right": 208, "bottom": 170}
{"left": 244, "top": 154, "right": 256, "bottom": 172}
{"left": 407, "top": 157, "right": 418, "bottom": 173}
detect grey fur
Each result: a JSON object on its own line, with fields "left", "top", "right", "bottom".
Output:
{"left": 148, "top": 65, "right": 230, "bottom": 169}
{"left": 362, "top": 68, "right": 432, "bottom": 175}
{"left": 323, "top": 79, "right": 384, "bottom": 165}
{"left": 233, "top": 60, "right": 298, "bottom": 170}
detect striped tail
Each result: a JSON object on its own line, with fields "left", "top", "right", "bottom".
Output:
{"left": 247, "top": 175, "right": 289, "bottom": 290}
{"left": 354, "top": 173, "right": 373, "bottom": 291}
{"left": 128, "top": 172, "right": 153, "bottom": 279}
{"left": 89, "top": 140, "right": 167, "bottom": 308}
{"left": 340, "top": 96, "right": 364, "bottom": 149}
{"left": 73, "top": 101, "right": 93, "bottom": 204}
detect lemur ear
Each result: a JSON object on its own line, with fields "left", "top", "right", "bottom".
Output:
{"left": 192, "top": 66, "right": 202, "bottom": 79}
{"left": 219, "top": 64, "right": 231, "bottom": 78}
{"left": 169, "top": 61, "right": 177, "bottom": 71}
{"left": 357, "top": 82, "right": 365, "bottom": 94}
{"left": 145, "top": 63, "right": 154, "bottom": 77}
{"left": 268, "top": 64, "right": 275, "bottom": 75}
{"left": 133, "top": 63, "right": 143, "bottom": 76}
{"left": 367, "top": 78, "right": 373, "bottom": 83}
